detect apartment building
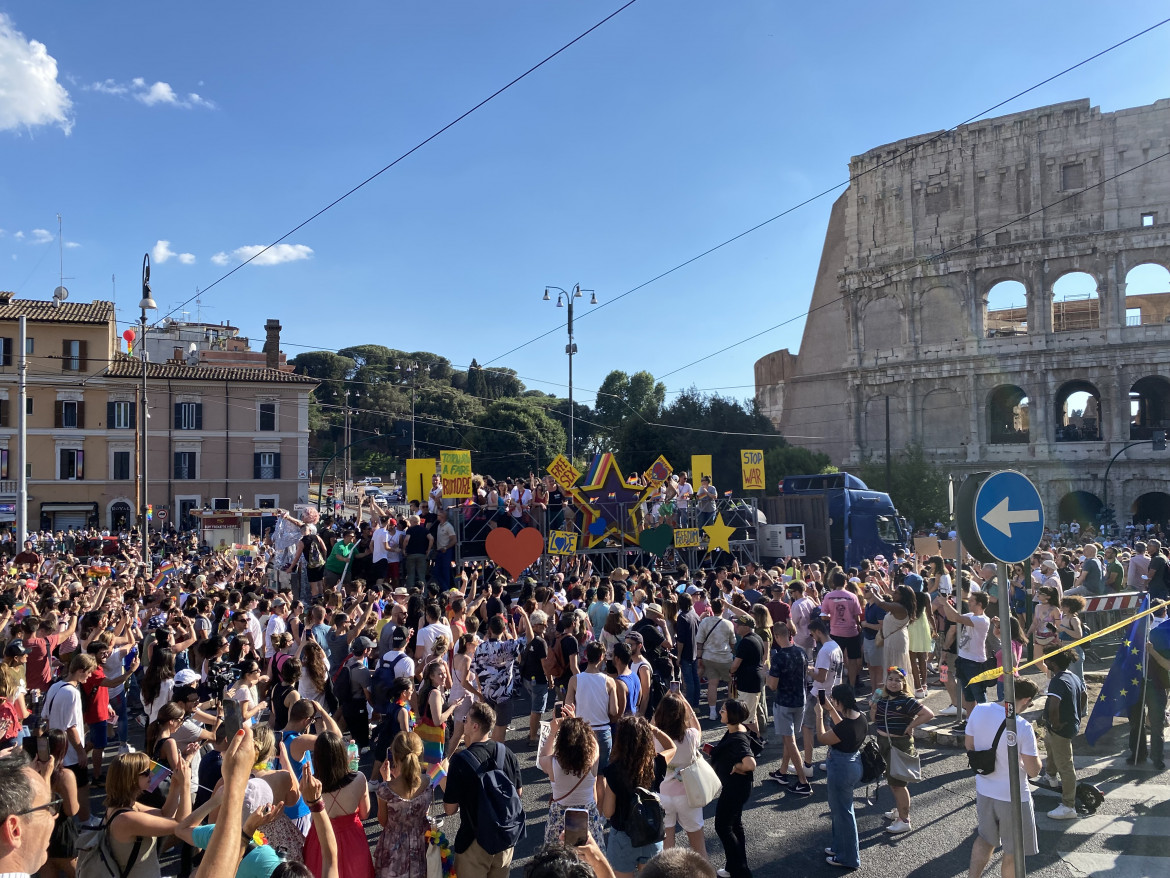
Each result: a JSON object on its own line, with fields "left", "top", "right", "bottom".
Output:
{"left": 0, "top": 293, "right": 316, "bottom": 532}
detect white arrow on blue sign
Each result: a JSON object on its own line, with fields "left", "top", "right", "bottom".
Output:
{"left": 973, "top": 470, "right": 1045, "bottom": 563}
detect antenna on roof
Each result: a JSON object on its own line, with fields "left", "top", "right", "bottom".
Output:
{"left": 58, "top": 214, "right": 63, "bottom": 292}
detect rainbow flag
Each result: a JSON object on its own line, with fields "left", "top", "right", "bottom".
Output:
{"left": 427, "top": 761, "right": 446, "bottom": 789}
{"left": 147, "top": 761, "right": 171, "bottom": 792}
{"left": 11, "top": 602, "right": 32, "bottom": 620}
{"left": 151, "top": 561, "right": 176, "bottom": 587}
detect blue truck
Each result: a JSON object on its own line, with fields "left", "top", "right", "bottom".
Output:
{"left": 764, "top": 472, "right": 909, "bottom": 569}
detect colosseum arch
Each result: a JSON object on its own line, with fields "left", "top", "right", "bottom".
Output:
{"left": 918, "top": 286, "right": 967, "bottom": 344}
{"left": 860, "top": 295, "right": 903, "bottom": 350}
{"left": 987, "top": 384, "right": 1030, "bottom": 444}
{"left": 1051, "top": 270, "right": 1100, "bottom": 331}
{"left": 984, "top": 280, "right": 1028, "bottom": 337}
{"left": 1130, "top": 375, "right": 1170, "bottom": 440}
{"left": 1123, "top": 262, "right": 1170, "bottom": 327}
{"left": 1053, "top": 379, "right": 1103, "bottom": 442}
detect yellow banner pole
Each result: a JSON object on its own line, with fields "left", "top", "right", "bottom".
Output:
{"left": 969, "top": 597, "right": 1170, "bottom": 685}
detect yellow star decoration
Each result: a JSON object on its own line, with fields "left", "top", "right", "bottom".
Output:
{"left": 1120, "top": 688, "right": 1128, "bottom": 697}
{"left": 1133, "top": 679, "right": 1141, "bottom": 687}
{"left": 1132, "top": 648, "right": 1140, "bottom": 655}
{"left": 1124, "top": 640, "right": 1132, "bottom": 648}
{"left": 1098, "top": 694, "right": 1106, "bottom": 702}
{"left": 703, "top": 513, "right": 736, "bottom": 554}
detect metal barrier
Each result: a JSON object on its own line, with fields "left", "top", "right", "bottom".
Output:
{"left": 1081, "top": 590, "right": 1145, "bottom": 662}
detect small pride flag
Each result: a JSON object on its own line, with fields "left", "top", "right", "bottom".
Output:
{"left": 11, "top": 602, "right": 32, "bottom": 620}
{"left": 151, "top": 561, "right": 176, "bottom": 587}
{"left": 147, "top": 761, "right": 171, "bottom": 792}
{"left": 427, "top": 762, "right": 446, "bottom": 789}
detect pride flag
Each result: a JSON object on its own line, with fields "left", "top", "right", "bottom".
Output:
{"left": 427, "top": 761, "right": 447, "bottom": 789}
{"left": 11, "top": 602, "right": 32, "bottom": 620}
{"left": 147, "top": 761, "right": 171, "bottom": 792}
{"left": 151, "top": 561, "right": 176, "bottom": 587}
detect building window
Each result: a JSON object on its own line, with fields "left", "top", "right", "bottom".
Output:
{"left": 25, "top": 398, "right": 32, "bottom": 416}
{"left": 0, "top": 400, "right": 8, "bottom": 427}
{"left": 0, "top": 338, "right": 11, "bottom": 367}
{"left": 61, "top": 339, "right": 87, "bottom": 372}
{"left": 60, "top": 449, "right": 84, "bottom": 480}
{"left": 55, "top": 400, "right": 85, "bottom": 429}
{"left": 25, "top": 338, "right": 33, "bottom": 355}
{"left": 108, "top": 401, "right": 135, "bottom": 429}
{"left": 112, "top": 451, "right": 131, "bottom": 480}
{"left": 174, "top": 402, "right": 202, "bottom": 430}
{"left": 1061, "top": 162, "right": 1085, "bottom": 190}
{"left": 1142, "top": 212, "right": 1157, "bottom": 227}
{"left": 254, "top": 452, "right": 281, "bottom": 480}
{"left": 0, "top": 450, "right": 7, "bottom": 479}
{"left": 174, "top": 451, "right": 198, "bottom": 480}
{"left": 259, "top": 403, "right": 276, "bottom": 431}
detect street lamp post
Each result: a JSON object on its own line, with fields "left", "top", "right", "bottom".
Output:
{"left": 403, "top": 363, "right": 418, "bottom": 459}
{"left": 543, "top": 284, "right": 596, "bottom": 460}
{"left": 139, "top": 254, "right": 157, "bottom": 575}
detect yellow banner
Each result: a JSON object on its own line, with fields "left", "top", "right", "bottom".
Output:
{"left": 547, "top": 454, "right": 581, "bottom": 489}
{"left": 643, "top": 455, "right": 673, "bottom": 486}
{"left": 440, "top": 450, "right": 473, "bottom": 498}
{"left": 741, "top": 449, "right": 764, "bottom": 491}
{"left": 969, "top": 598, "right": 1170, "bottom": 684}
{"left": 690, "top": 455, "right": 712, "bottom": 489}
{"left": 405, "top": 458, "right": 437, "bottom": 505}
{"left": 674, "top": 528, "right": 702, "bottom": 549}
{"left": 548, "top": 530, "right": 578, "bottom": 555}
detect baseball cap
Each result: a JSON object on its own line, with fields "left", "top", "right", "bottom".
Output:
{"left": 903, "top": 573, "right": 923, "bottom": 592}
{"left": 390, "top": 627, "right": 409, "bottom": 647}
{"left": 4, "top": 641, "right": 26, "bottom": 657}
{"left": 353, "top": 636, "right": 376, "bottom": 652}
{"left": 174, "top": 669, "right": 201, "bottom": 687}
{"left": 734, "top": 615, "right": 754, "bottom": 627}
{"left": 623, "top": 630, "right": 643, "bottom": 644}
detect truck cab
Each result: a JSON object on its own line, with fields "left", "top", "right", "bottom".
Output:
{"left": 780, "top": 473, "right": 908, "bottom": 568}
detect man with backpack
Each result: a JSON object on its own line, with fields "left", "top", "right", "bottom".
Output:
{"left": 444, "top": 702, "right": 524, "bottom": 878}
{"left": 543, "top": 614, "right": 580, "bottom": 699}
{"left": 371, "top": 627, "right": 414, "bottom": 717}
{"left": 334, "top": 636, "right": 376, "bottom": 751}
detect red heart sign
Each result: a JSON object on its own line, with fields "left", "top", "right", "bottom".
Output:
{"left": 485, "top": 527, "right": 545, "bottom": 580}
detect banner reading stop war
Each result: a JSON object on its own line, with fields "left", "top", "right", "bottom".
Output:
{"left": 741, "top": 450, "right": 764, "bottom": 491}
{"left": 440, "top": 450, "right": 473, "bottom": 498}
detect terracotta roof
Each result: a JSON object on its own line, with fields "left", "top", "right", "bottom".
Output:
{"left": 0, "top": 295, "right": 114, "bottom": 324}
{"left": 104, "top": 354, "right": 318, "bottom": 384}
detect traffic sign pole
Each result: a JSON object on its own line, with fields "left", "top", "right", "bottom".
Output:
{"left": 999, "top": 559, "right": 1026, "bottom": 878}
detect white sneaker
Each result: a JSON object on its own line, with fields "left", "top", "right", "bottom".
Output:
{"left": 717, "top": 870, "right": 731, "bottom": 878}
{"left": 937, "top": 705, "right": 958, "bottom": 717}
{"left": 886, "top": 819, "right": 912, "bottom": 834}
{"left": 883, "top": 809, "right": 899, "bottom": 821}
{"left": 1048, "top": 804, "right": 1079, "bottom": 820}
{"left": 709, "top": 708, "right": 718, "bottom": 721}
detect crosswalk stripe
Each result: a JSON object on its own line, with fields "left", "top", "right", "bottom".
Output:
{"left": 1057, "top": 852, "right": 1166, "bottom": 878}
{"left": 1032, "top": 780, "right": 1170, "bottom": 805}
{"left": 1070, "top": 753, "right": 1163, "bottom": 772}
{"left": 1036, "top": 814, "right": 1170, "bottom": 837}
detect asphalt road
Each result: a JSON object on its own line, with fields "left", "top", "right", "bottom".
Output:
{"left": 117, "top": 683, "right": 1168, "bottom": 877}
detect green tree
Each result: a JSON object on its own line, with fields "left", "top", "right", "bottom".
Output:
{"left": 856, "top": 443, "right": 948, "bottom": 529}
{"left": 594, "top": 370, "right": 665, "bottom": 433}
{"left": 467, "top": 398, "right": 566, "bottom": 475}
{"left": 290, "top": 351, "right": 355, "bottom": 405}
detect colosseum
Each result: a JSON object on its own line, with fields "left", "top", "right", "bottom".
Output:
{"left": 754, "top": 96, "right": 1170, "bottom": 527}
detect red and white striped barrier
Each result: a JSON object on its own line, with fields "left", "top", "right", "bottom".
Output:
{"left": 1082, "top": 591, "right": 1144, "bottom": 614}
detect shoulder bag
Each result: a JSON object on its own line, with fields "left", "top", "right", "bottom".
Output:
{"left": 968, "top": 717, "right": 1008, "bottom": 775}
{"left": 675, "top": 745, "right": 722, "bottom": 808}
{"left": 875, "top": 614, "right": 909, "bottom": 649}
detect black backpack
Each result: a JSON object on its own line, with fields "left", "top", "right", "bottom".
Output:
{"left": 306, "top": 537, "right": 325, "bottom": 569}
{"left": 460, "top": 743, "right": 524, "bottom": 855}
{"left": 859, "top": 737, "right": 885, "bottom": 785}
{"left": 624, "top": 787, "right": 667, "bottom": 847}
{"left": 371, "top": 654, "right": 406, "bottom": 714}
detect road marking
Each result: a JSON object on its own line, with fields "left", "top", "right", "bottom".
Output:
{"left": 1038, "top": 813, "right": 1170, "bottom": 837}
{"left": 1032, "top": 780, "right": 1170, "bottom": 805}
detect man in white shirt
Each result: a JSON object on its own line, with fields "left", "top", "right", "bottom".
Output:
{"left": 380, "top": 626, "right": 416, "bottom": 681}
{"left": 428, "top": 474, "right": 444, "bottom": 514}
{"left": 371, "top": 518, "right": 391, "bottom": 586}
{"left": 675, "top": 473, "right": 693, "bottom": 525}
{"left": 964, "top": 677, "right": 1042, "bottom": 878}
{"left": 45, "top": 653, "right": 97, "bottom": 822}
{"left": 264, "top": 599, "right": 289, "bottom": 659}
{"left": 803, "top": 618, "right": 844, "bottom": 770}
{"left": 942, "top": 591, "right": 992, "bottom": 732}
{"left": 415, "top": 604, "right": 453, "bottom": 670}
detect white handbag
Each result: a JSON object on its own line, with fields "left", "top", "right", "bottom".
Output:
{"left": 677, "top": 753, "right": 722, "bottom": 808}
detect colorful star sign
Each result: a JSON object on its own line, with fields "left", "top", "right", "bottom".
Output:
{"left": 702, "top": 513, "right": 736, "bottom": 554}
{"left": 569, "top": 453, "right": 653, "bottom": 548}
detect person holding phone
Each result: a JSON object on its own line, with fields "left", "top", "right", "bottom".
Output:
{"left": 374, "top": 730, "right": 445, "bottom": 878}
{"left": 814, "top": 684, "right": 868, "bottom": 870}
{"left": 539, "top": 704, "right": 607, "bottom": 846}
{"left": 709, "top": 699, "right": 757, "bottom": 878}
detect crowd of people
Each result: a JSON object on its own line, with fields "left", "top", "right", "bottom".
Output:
{"left": 0, "top": 509, "right": 1163, "bottom": 878}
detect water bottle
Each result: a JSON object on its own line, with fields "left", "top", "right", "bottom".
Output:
{"left": 345, "top": 735, "right": 359, "bottom": 772}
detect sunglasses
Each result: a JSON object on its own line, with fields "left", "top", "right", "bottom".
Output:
{"left": 16, "top": 795, "right": 62, "bottom": 819}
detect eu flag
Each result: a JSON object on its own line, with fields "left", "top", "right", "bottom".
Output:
{"left": 1085, "top": 594, "right": 1150, "bottom": 746}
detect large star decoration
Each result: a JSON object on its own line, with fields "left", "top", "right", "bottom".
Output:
{"left": 703, "top": 513, "right": 736, "bottom": 554}
{"left": 569, "top": 453, "right": 653, "bottom": 548}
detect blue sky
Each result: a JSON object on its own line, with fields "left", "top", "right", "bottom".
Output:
{"left": 3, "top": 1, "right": 1170, "bottom": 410}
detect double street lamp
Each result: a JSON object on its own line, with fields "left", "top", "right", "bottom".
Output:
{"left": 543, "top": 284, "right": 596, "bottom": 461}
{"left": 139, "top": 254, "right": 157, "bottom": 574}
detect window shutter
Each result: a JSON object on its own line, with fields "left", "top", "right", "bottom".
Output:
{"left": 175, "top": 452, "right": 182, "bottom": 479}
{"left": 254, "top": 453, "right": 261, "bottom": 479}
{"left": 273, "top": 453, "right": 281, "bottom": 480}
{"left": 78, "top": 340, "right": 88, "bottom": 371}
{"left": 61, "top": 339, "right": 69, "bottom": 372}
{"left": 76, "top": 401, "right": 85, "bottom": 429}
{"left": 195, "top": 403, "right": 203, "bottom": 430}
{"left": 107, "top": 401, "right": 115, "bottom": 427}
{"left": 174, "top": 403, "right": 182, "bottom": 429}
{"left": 129, "top": 401, "right": 136, "bottom": 430}
{"left": 0, "top": 400, "right": 7, "bottom": 427}
{"left": 54, "top": 401, "right": 64, "bottom": 428}
{"left": 1, "top": 338, "right": 11, "bottom": 367}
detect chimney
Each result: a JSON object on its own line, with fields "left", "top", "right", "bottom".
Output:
{"left": 263, "top": 319, "right": 282, "bottom": 369}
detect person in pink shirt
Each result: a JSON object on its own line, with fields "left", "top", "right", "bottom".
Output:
{"left": 821, "top": 572, "right": 864, "bottom": 691}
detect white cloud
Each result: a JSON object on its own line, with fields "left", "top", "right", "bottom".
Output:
{"left": 29, "top": 228, "right": 52, "bottom": 244}
{"left": 211, "top": 252, "right": 230, "bottom": 266}
{"left": 14, "top": 231, "right": 24, "bottom": 240}
{"left": 151, "top": 240, "right": 195, "bottom": 265}
{"left": 225, "top": 244, "right": 314, "bottom": 266}
{"left": 88, "top": 76, "right": 215, "bottom": 110}
{"left": 177, "top": 252, "right": 195, "bottom": 265}
{"left": 0, "top": 14, "right": 73, "bottom": 134}
{"left": 64, "top": 240, "right": 80, "bottom": 248}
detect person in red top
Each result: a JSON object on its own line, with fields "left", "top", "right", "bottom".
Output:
{"left": 20, "top": 614, "right": 78, "bottom": 699}
{"left": 82, "top": 639, "right": 140, "bottom": 782}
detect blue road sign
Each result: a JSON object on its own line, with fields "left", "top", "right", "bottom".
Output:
{"left": 973, "top": 470, "right": 1044, "bottom": 564}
